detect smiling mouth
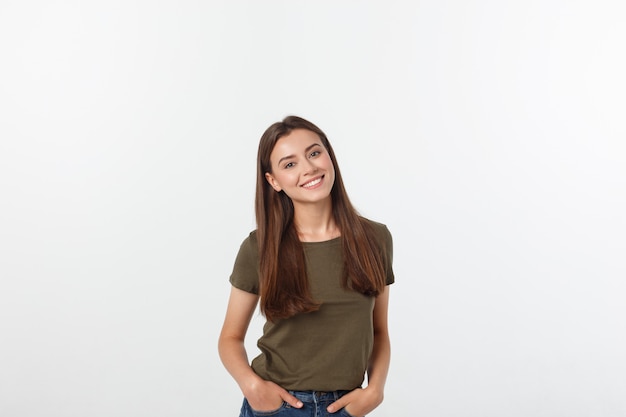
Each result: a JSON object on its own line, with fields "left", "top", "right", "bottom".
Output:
{"left": 301, "top": 176, "right": 324, "bottom": 188}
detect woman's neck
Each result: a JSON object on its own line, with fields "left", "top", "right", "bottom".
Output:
{"left": 293, "top": 200, "right": 340, "bottom": 242}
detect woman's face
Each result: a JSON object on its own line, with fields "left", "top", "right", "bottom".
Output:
{"left": 265, "top": 128, "right": 335, "bottom": 207}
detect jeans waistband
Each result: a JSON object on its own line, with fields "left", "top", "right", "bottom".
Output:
{"left": 288, "top": 390, "right": 350, "bottom": 402}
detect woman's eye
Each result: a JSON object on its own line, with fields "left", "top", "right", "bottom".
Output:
{"left": 309, "top": 150, "right": 320, "bottom": 158}
{"left": 284, "top": 162, "right": 294, "bottom": 169}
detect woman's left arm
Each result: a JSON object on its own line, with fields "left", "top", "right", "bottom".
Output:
{"left": 327, "top": 286, "right": 391, "bottom": 416}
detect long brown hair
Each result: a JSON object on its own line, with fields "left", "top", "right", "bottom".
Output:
{"left": 256, "top": 115, "right": 387, "bottom": 322}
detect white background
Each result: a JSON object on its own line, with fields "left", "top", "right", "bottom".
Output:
{"left": 1, "top": 1, "right": 625, "bottom": 416}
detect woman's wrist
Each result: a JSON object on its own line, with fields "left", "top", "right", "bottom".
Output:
{"left": 363, "top": 384, "right": 385, "bottom": 402}
{"left": 239, "top": 374, "right": 266, "bottom": 396}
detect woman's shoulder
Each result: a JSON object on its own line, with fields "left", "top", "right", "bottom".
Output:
{"left": 239, "top": 230, "right": 258, "bottom": 249}
{"left": 360, "top": 217, "right": 393, "bottom": 242}
{"left": 360, "top": 216, "right": 391, "bottom": 232}
{"left": 232, "top": 230, "right": 259, "bottom": 261}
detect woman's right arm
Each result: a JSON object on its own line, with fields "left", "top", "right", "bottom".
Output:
{"left": 218, "top": 286, "right": 262, "bottom": 388}
{"left": 218, "top": 287, "right": 303, "bottom": 411}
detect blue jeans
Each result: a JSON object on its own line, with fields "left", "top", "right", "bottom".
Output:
{"left": 239, "top": 390, "right": 356, "bottom": 417}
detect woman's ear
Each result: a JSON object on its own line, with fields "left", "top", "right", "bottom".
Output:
{"left": 265, "top": 172, "right": 282, "bottom": 192}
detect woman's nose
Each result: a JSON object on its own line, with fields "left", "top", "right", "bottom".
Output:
{"left": 302, "top": 159, "right": 318, "bottom": 174}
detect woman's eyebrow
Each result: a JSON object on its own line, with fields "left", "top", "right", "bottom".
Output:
{"left": 277, "top": 143, "right": 321, "bottom": 165}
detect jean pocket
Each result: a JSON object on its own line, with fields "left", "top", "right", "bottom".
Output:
{"left": 340, "top": 407, "right": 357, "bottom": 417}
{"left": 248, "top": 400, "right": 288, "bottom": 416}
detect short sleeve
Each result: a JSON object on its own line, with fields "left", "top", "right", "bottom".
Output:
{"left": 229, "top": 231, "right": 260, "bottom": 294}
{"left": 364, "top": 219, "right": 395, "bottom": 286}
{"left": 381, "top": 224, "right": 395, "bottom": 286}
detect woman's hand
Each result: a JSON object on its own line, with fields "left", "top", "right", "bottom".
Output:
{"left": 329, "top": 286, "right": 390, "bottom": 415}
{"left": 219, "top": 287, "right": 304, "bottom": 412}
{"left": 326, "top": 386, "right": 384, "bottom": 417}
{"left": 243, "top": 379, "right": 303, "bottom": 412}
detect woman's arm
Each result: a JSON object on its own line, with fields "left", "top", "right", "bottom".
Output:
{"left": 218, "top": 287, "right": 303, "bottom": 411}
{"left": 327, "top": 285, "right": 391, "bottom": 416}
{"left": 364, "top": 284, "right": 392, "bottom": 394}
{"left": 218, "top": 287, "right": 261, "bottom": 388}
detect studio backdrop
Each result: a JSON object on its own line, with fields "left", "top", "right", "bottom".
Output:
{"left": 0, "top": 1, "right": 624, "bottom": 416}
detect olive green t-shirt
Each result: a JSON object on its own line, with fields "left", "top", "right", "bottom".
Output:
{"left": 229, "top": 221, "right": 394, "bottom": 391}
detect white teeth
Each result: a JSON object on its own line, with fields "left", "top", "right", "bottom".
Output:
{"left": 302, "top": 177, "right": 322, "bottom": 188}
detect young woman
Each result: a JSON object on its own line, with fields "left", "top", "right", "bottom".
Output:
{"left": 218, "top": 116, "right": 394, "bottom": 417}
